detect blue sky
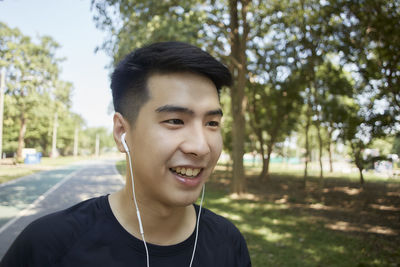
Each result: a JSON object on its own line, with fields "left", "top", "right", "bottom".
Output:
{"left": 1, "top": 0, "right": 113, "bottom": 130}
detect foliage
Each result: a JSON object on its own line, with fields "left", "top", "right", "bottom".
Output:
{"left": 340, "top": 98, "right": 371, "bottom": 184}
{"left": 220, "top": 87, "right": 233, "bottom": 155}
{"left": 79, "top": 126, "right": 115, "bottom": 155}
{"left": 90, "top": 0, "right": 400, "bottom": 187}
{"left": 91, "top": 0, "right": 252, "bottom": 193}
{"left": 91, "top": 0, "right": 210, "bottom": 64}
{"left": 370, "top": 136, "right": 395, "bottom": 157}
{"left": 329, "top": 0, "right": 400, "bottom": 132}
{"left": 247, "top": 74, "right": 303, "bottom": 179}
{"left": 0, "top": 22, "right": 113, "bottom": 158}
{"left": 392, "top": 134, "right": 400, "bottom": 156}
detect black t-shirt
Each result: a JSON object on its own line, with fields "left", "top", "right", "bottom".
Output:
{"left": 1, "top": 195, "right": 251, "bottom": 267}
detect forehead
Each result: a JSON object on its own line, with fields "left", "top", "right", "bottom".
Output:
{"left": 145, "top": 72, "right": 220, "bottom": 111}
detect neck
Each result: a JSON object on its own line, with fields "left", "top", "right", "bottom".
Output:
{"left": 109, "top": 186, "right": 196, "bottom": 246}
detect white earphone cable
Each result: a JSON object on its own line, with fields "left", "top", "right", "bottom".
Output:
{"left": 189, "top": 184, "right": 205, "bottom": 267}
{"left": 127, "top": 150, "right": 150, "bottom": 267}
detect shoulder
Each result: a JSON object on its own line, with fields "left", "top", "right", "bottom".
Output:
{"left": 1, "top": 196, "right": 108, "bottom": 266}
{"left": 197, "top": 206, "right": 252, "bottom": 266}
{"left": 27, "top": 195, "right": 106, "bottom": 241}
{"left": 199, "top": 206, "right": 248, "bottom": 247}
{"left": 201, "top": 208, "right": 239, "bottom": 233}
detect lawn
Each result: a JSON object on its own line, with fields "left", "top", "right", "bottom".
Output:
{"left": 0, "top": 156, "right": 92, "bottom": 184}
{"left": 116, "top": 160, "right": 400, "bottom": 266}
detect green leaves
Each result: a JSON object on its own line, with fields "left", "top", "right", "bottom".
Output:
{"left": 91, "top": 0, "right": 400, "bottom": 184}
{"left": 0, "top": 22, "right": 109, "bottom": 157}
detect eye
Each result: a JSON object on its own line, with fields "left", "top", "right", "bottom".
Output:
{"left": 206, "top": 121, "right": 220, "bottom": 127}
{"left": 163, "top": 119, "right": 184, "bottom": 125}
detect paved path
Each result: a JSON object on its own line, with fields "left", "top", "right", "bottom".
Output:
{"left": 0, "top": 159, "right": 124, "bottom": 259}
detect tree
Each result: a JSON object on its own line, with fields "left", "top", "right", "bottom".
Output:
{"left": 392, "top": 134, "right": 400, "bottom": 157}
{"left": 329, "top": 0, "right": 400, "bottom": 131}
{"left": 247, "top": 64, "right": 303, "bottom": 180}
{"left": 0, "top": 23, "right": 63, "bottom": 159}
{"left": 309, "top": 60, "right": 355, "bottom": 186}
{"left": 91, "top": 0, "right": 400, "bottom": 188}
{"left": 0, "top": 22, "right": 80, "bottom": 158}
{"left": 268, "top": 0, "right": 347, "bottom": 182}
{"left": 2, "top": 92, "right": 19, "bottom": 156}
{"left": 79, "top": 126, "right": 114, "bottom": 155}
{"left": 341, "top": 98, "right": 373, "bottom": 185}
{"left": 91, "top": 0, "right": 258, "bottom": 194}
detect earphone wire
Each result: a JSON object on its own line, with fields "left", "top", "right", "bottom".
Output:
{"left": 125, "top": 141, "right": 204, "bottom": 267}
{"left": 126, "top": 150, "right": 150, "bottom": 267}
{"left": 189, "top": 184, "right": 205, "bottom": 267}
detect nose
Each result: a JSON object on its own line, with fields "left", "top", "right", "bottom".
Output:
{"left": 180, "top": 124, "right": 211, "bottom": 157}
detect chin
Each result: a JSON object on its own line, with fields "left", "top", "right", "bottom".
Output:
{"left": 171, "top": 191, "right": 203, "bottom": 208}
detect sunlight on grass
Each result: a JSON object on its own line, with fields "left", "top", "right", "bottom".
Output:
{"left": 303, "top": 247, "right": 323, "bottom": 262}
{"left": 256, "top": 227, "right": 292, "bottom": 242}
{"left": 329, "top": 245, "right": 345, "bottom": 254}
{"left": 205, "top": 190, "right": 399, "bottom": 266}
{"left": 216, "top": 211, "right": 243, "bottom": 222}
{"left": 209, "top": 196, "right": 231, "bottom": 204}
{"left": 0, "top": 168, "right": 37, "bottom": 184}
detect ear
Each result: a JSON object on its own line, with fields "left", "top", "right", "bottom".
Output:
{"left": 113, "top": 112, "right": 130, "bottom": 153}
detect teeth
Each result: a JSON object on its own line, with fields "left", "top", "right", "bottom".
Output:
{"left": 192, "top": 169, "right": 200, "bottom": 176}
{"left": 171, "top": 167, "right": 201, "bottom": 177}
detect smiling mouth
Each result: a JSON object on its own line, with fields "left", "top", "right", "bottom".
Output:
{"left": 170, "top": 167, "right": 203, "bottom": 178}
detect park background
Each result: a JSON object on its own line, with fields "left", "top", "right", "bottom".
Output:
{"left": 1, "top": 0, "right": 399, "bottom": 266}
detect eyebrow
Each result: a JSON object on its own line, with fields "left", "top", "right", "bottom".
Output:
{"left": 155, "top": 105, "right": 223, "bottom": 117}
{"left": 206, "top": 109, "right": 223, "bottom": 117}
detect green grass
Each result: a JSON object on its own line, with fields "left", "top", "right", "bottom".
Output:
{"left": 0, "top": 167, "right": 37, "bottom": 184}
{"left": 243, "top": 162, "right": 400, "bottom": 184}
{"left": 205, "top": 190, "right": 397, "bottom": 266}
{"left": 0, "top": 156, "right": 91, "bottom": 184}
{"left": 115, "top": 160, "right": 399, "bottom": 266}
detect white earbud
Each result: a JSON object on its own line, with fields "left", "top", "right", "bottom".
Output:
{"left": 121, "top": 132, "right": 130, "bottom": 153}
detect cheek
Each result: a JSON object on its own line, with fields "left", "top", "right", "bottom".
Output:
{"left": 144, "top": 130, "right": 181, "bottom": 158}
{"left": 211, "top": 134, "right": 223, "bottom": 159}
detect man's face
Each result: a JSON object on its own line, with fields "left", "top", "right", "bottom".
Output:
{"left": 127, "top": 72, "right": 223, "bottom": 208}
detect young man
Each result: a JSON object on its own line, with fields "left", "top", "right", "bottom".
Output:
{"left": 1, "top": 42, "right": 251, "bottom": 266}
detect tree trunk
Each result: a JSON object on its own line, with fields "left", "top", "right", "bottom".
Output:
{"left": 327, "top": 133, "right": 333, "bottom": 173}
{"left": 358, "top": 167, "right": 365, "bottom": 185}
{"left": 17, "top": 112, "right": 27, "bottom": 161}
{"left": 73, "top": 127, "right": 79, "bottom": 157}
{"left": 352, "top": 144, "right": 365, "bottom": 186}
{"left": 228, "top": 0, "right": 250, "bottom": 195}
{"left": 256, "top": 131, "right": 266, "bottom": 180}
{"left": 51, "top": 112, "right": 58, "bottom": 158}
{"left": 303, "top": 108, "right": 311, "bottom": 187}
{"left": 315, "top": 123, "right": 325, "bottom": 196}
{"left": 230, "top": 76, "right": 246, "bottom": 194}
{"left": 316, "top": 122, "right": 324, "bottom": 179}
{"left": 261, "top": 144, "right": 273, "bottom": 180}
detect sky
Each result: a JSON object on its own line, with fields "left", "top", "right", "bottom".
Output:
{"left": 1, "top": 0, "right": 114, "bottom": 130}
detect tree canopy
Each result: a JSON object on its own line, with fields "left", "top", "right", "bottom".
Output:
{"left": 0, "top": 22, "right": 114, "bottom": 158}
{"left": 91, "top": 0, "right": 399, "bottom": 188}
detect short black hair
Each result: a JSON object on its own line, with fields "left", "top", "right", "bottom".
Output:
{"left": 111, "top": 41, "right": 232, "bottom": 125}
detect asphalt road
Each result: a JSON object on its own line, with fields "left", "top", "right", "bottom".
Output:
{"left": 0, "top": 159, "right": 124, "bottom": 259}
